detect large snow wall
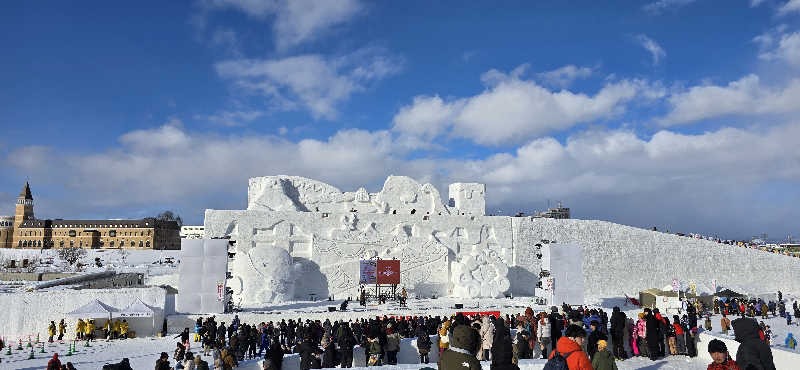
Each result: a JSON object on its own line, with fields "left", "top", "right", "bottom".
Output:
{"left": 514, "top": 218, "right": 800, "bottom": 297}
{"left": 0, "top": 287, "right": 166, "bottom": 341}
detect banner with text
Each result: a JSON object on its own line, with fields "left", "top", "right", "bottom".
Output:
{"left": 359, "top": 260, "right": 377, "bottom": 285}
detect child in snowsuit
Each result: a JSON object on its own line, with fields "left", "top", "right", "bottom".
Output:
{"left": 786, "top": 333, "right": 797, "bottom": 350}
{"left": 591, "top": 339, "right": 618, "bottom": 370}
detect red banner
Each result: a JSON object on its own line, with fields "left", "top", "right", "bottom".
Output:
{"left": 376, "top": 260, "right": 401, "bottom": 284}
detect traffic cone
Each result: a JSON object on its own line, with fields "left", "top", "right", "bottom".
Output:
{"left": 40, "top": 343, "right": 45, "bottom": 353}
{"left": 6, "top": 345, "right": 11, "bottom": 355}
{"left": 17, "top": 339, "right": 22, "bottom": 350}
{"left": 66, "top": 344, "right": 72, "bottom": 357}
{"left": 28, "top": 348, "right": 34, "bottom": 359}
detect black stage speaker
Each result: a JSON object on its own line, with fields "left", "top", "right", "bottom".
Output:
{"left": 454, "top": 303, "right": 463, "bottom": 309}
{"left": 328, "top": 307, "right": 337, "bottom": 312}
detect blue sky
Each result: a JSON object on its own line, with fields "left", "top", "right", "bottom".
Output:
{"left": 2, "top": 0, "right": 800, "bottom": 240}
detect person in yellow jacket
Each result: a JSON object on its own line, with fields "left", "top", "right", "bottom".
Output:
{"left": 112, "top": 319, "right": 121, "bottom": 340}
{"left": 438, "top": 320, "right": 451, "bottom": 354}
{"left": 48, "top": 321, "right": 57, "bottom": 342}
{"left": 76, "top": 319, "right": 86, "bottom": 340}
{"left": 85, "top": 320, "right": 96, "bottom": 342}
{"left": 58, "top": 319, "right": 67, "bottom": 341}
{"left": 120, "top": 319, "right": 129, "bottom": 339}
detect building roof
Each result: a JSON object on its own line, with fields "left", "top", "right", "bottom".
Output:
{"left": 18, "top": 218, "right": 180, "bottom": 229}
{"left": 19, "top": 182, "right": 32, "bottom": 200}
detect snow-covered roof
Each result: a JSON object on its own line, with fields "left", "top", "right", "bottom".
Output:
{"left": 118, "top": 297, "right": 157, "bottom": 317}
{"left": 65, "top": 298, "right": 118, "bottom": 318}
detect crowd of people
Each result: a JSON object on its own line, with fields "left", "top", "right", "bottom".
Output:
{"left": 144, "top": 299, "right": 785, "bottom": 370}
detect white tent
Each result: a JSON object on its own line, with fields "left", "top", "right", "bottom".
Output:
{"left": 65, "top": 299, "right": 118, "bottom": 319}
{"left": 118, "top": 298, "right": 158, "bottom": 336}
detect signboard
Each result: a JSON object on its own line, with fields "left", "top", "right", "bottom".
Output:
{"left": 217, "top": 281, "right": 225, "bottom": 302}
{"left": 672, "top": 279, "right": 680, "bottom": 292}
{"left": 376, "top": 259, "right": 401, "bottom": 284}
{"left": 689, "top": 280, "right": 697, "bottom": 295}
{"left": 359, "top": 260, "right": 377, "bottom": 284}
{"left": 711, "top": 279, "right": 717, "bottom": 293}
{"left": 456, "top": 311, "right": 501, "bottom": 318}
{"left": 544, "top": 277, "right": 554, "bottom": 292}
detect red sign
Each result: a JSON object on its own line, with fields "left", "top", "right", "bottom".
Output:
{"left": 376, "top": 260, "right": 401, "bottom": 284}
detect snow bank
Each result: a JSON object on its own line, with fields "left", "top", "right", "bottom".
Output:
{"left": 0, "top": 287, "right": 167, "bottom": 341}
{"left": 516, "top": 218, "right": 800, "bottom": 297}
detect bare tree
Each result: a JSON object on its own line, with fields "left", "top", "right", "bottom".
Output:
{"left": 155, "top": 210, "right": 183, "bottom": 227}
{"left": 57, "top": 246, "right": 87, "bottom": 268}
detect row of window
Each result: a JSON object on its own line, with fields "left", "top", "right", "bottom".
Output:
{"left": 20, "top": 230, "right": 152, "bottom": 237}
{"left": 17, "top": 240, "right": 153, "bottom": 248}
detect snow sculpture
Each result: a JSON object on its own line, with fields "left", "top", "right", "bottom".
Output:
{"left": 230, "top": 245, "right": 296, "bottom": 306}
{"left": 201, "top": 175, "right": 800, "bottom": 310}
{"left": 452, "top": 248, "right": 510, "bottom": 298}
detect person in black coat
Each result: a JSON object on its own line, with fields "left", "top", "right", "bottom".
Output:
{"left": 295, "top": 335, "right": 322, "bottom": 370}
{"left": 416, "top": 325, "right": 432, "bottom": 364}
{"left": 644, "top": 309, "right": 661, "bottom": 361}
{"left": 268, "top": 337, "right": 285, "bottom": 370}
{"left": 609, "top": 306, "right": 627, "bottom": 359}
{"left": 548, "top": 306, "right": 563, "bottom": 348}
{"left": 732, "top": 318, "right": 776, "bottom": 370}
{"left": 490, "top": 318, "right": 519, "bottom": 370}
{"left": 586, "top": 321, "right": 608, "bottom": 360}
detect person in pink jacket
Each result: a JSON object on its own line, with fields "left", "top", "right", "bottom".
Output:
{"left": 633, "top": 313, "right": 648, "bottom": 357}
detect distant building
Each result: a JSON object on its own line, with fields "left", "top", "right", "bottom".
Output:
{"left": 533, "top": 202, "right": 571, "bottom": 219}
{"left": 1, "top": 182, "right": 180, "bottom": 250}
{"left": 180, "top": 226, "right": 205, "bottom": 239}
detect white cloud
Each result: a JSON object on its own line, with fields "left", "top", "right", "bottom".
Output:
{"left": 750, "top": 0, "right": 767, "bottom": 6}
{"left": 392, "top": 95, "right": 463, "bottom": 139}
{"left": 643, "top": 0, "right": 696, "bottom": 14}
{"left": 392, "top": 66, "right": 661, "bottom": 146}
{"left": 658, "top": 74, "right": 800, "bottom": 125}
{"left": 778, "top": 0, "right": 800, "bottom": 15}
{"left": 6, "top": 122, "right": 800, "bottom": 238}
{"left": 195, "top": 110, "right": 265, "bottom": 126}
{"left": 216, "top": 49, "right": 402, "bottom": 119}
{"left": 636, "top": 34, "right": 666, "bottom": 65}
{"left": 536, "top": 65, "right": 594, "bottom": 88}
{"left": 274, "top": 0, "right": 364, "bottom": 50}
{"left": 758, "top": 30, "right": 800, "bottom": 67}
{"left": 205, "top": 0, "right": 363, "bottom": 49}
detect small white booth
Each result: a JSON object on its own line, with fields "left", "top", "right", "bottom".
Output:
{"left": 65, "top": 299, "right": 119, "bottom": 339}
{"left": 118, "top": 297, "right": 159, "bottom": 337}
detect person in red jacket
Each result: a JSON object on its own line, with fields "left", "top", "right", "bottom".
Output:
{"left": 548, "top": 324, "right": 593, "bottom": 370}
{"left": 707, "top": 339, "right": 741, "bottom": 370}
{"left": 46, "top": 353, "right": 62, "bottom": 370}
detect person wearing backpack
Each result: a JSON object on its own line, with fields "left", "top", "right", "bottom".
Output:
{"left": 416, "top": 326, "right": 432, "bottom": 363}
{"left": 545, "top": 324, "right": 592, "bottom": 370}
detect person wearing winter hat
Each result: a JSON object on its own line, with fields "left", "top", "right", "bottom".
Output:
{"left": 590, "top": 340, "right": 617, "bottom": 370}
{"left": 46, "top": 353, "right": 62, "bottom": 370}
{"left": 706, "top": 339, "right": 741, "bottom": 370}
{"left": 732, "top": 318, "right": 776, "bottom": 370}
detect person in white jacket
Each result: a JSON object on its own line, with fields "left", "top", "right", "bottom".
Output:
{"left": 536, "top": 313, "right": 551, "bottom": 359}
{"left": 479, "top": 315, "right": 495, "bottom": 361}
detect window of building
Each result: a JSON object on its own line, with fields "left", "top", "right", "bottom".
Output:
{"left": 69, "top": 230, "right": 76, "bottom": 237}
{"left": 146, "top": 241, "right": 150, "bottom": 248}
{"left": 110, "top": 241, "right": 115, "bottom": 248}
{"left": 139, "top": 241, "right": 143, "bottom": 248}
